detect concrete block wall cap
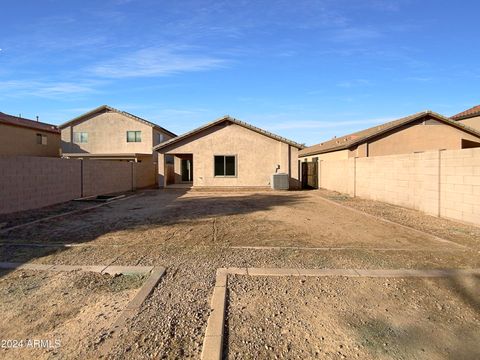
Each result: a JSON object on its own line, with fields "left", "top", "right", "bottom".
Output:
{"left": 215, "top": 270, "right": 227, "bottom": 288}
{"left": 297, "top": 269, "right": 359, "bottom": 277}
{"left": 101, "top": 265, "right": 154, "bottom": 275}
{"left": 205, "top": 286, "right": 227, "bottom": 337}
{"left": 225, "top": 267, "right": 248, "bottom": 275}
{"left": 247, "top": 268, "right": 301, "bottom": 276}
{"left": 201, "top": 335, "right": 223, "bottom": 360}
{"left": 50, "top": 265, "right": 107, "bottom": 273}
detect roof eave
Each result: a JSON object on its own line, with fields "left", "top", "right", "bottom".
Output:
{"left": 153, "top": 116, "right": 304, "bottom": 151}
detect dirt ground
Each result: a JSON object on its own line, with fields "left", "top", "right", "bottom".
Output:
{"left": 0, "top": 189, "right": 479, "bottom": 359}
{"left": 226, "top": 275, "right": 480, "bottom": 359}
{"left": 0, "top": 269, "right": 145, "bottom": 360}
{"left": 317, "top": 189, "right": 480, "bottom": 251}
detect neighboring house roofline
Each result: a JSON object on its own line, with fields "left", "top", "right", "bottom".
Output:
{"left": 0, "top": 112, "right": 60, "bottom": 134}
{"left": 299, "top": 110, "right": 480, "bottom": 157}
{"left": 451, "top": 105, "right": 480, "bottom": 121}
{"left": 153, "top": 115, "right": 305, "bottom": 151}
{"left": 58, "top": 105, "right": 177, "bottom": 137}
{"left": 62, "top": 152, "right": 151, "bottom": 158}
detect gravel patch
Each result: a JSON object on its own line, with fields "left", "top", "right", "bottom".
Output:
{"left": 226, "top": 275, "right": 480, "bottom": 359}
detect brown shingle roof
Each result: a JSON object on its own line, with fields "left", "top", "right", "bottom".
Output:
{"left": 153, "top": 115, "right": 305, "bottom": 151}
{"left": 0, "top": 112, "right": 59, "bottom": 134}
{"left": 451, "top": 105, "right": 480, "bottom": 120}
{"left": 59, "top": 105, "right": 177, "bottom": 137}
{"left": 299, "top": 110, "right": 480, "bottom": 157}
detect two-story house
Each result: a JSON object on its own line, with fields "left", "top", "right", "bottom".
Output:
{"left": 60, "top": 105, "right": 176, "bottom": 188}
{"left": 0, "top": 111, "right": 60, "bottom": 157}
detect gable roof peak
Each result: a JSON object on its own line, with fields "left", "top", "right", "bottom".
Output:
{"left": 299, "top": 110, "right": 480, "bottom": 157}
{"left": 59, "top": 105, "right": 176, "bottom": 137}
{"left": 154, "top": 115, "right": 304, "bottom": 151}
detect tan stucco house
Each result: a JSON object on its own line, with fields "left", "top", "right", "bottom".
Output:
{"left": 451, "top": 105, "right": 480, "bottom": 131}
{"left": 60, "top": 105, "right": 176, "bottom": 188}
{"left": 154, "top": 116, "right": 304, "bottom": 190}
{"left": 299, "top": 110, "right": 480, "bottom": 162}
{"left": 0, "top": 112, "right": 60, "bottom": 157}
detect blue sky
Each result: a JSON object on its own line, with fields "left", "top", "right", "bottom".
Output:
{"left": 1, "top": 0, "right": 479, "bottom": 145}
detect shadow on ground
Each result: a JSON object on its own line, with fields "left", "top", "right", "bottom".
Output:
{"left": 0, "top": 189, "right": 307, "bottom": 278}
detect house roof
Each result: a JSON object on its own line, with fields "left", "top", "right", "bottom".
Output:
{"left": 59, "top": 105, "right": 177, "bottom": 137}
{"left": 153, "top": 115, "right": 305, "bottom": 151}
{"left": 451, "top": 105, "right": 480, "bottom": 121}
{"left": 0, "top": 112, "right": 60, "bottom": 134}
{"left": 299, "top": 110, "right": 480, "bottom": 157}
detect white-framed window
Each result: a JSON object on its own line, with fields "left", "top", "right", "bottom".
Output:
{"left": 36, "top": 133, "right": 47, "bottom": 145}
{"left": 73, "top": 132, "right": 88, "bottom": 143}
{"left": 127, "top": 131, "right": 141, "bottom": 142}
{"left": 214, "top": 155, "right": 236, "bottom": 177}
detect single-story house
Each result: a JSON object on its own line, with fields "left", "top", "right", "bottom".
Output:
{"left": 299, "top": 110, "right": 480, "bottom": 162}
{"left": 59, "top": 105, "right": 176, "bottom": 188}
{"left": 451, "top": 105, "right": 480, "bottom": 131}
{"left": 0, "top": 112, "right": 60, "bottom": 157}
{"left": 154, "top": 116, "right": 304, "bottom": 190}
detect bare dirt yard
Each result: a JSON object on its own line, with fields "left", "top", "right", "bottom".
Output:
{"left": 0, "top": 269, "right": 145, "bottom": 359}
{"left": 0, "top": 189, "right": 479, "bottom": 359}
{"left": 226, "top": 275, "right": 480, "bottom": 360}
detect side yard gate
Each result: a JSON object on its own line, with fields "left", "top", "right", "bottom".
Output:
{"left": 301, "top": 161, "right": 318, "bottom": 189}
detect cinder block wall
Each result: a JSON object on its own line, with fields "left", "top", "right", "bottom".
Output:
{"left": 82, "top": 160, "right": 133, "bottom": 197}
{"left": 134, "top": 156, "right": 157, "bottom": 189}
{"left": 318, "top": 148, "right": 480, "bottom": 226}
{"left": 440, "top": 149, "right": 480, "bottom": 225}
{"left": 0, "top": 156, "right": 81, "bottom": 214}
{"left": 320, "top": 159, "right": 350, "bottom": 195}
{"left": 0, "top": 156, "right": 137, "bottom": 214}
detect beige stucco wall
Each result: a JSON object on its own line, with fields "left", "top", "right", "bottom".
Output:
{"left": 0, "top": 124, "right": 60, "bottom": 157}
{"left": 458, "top": 116, "right": 480, "bottom": 131}
{"left": 367, "top": 121, "right": 480, "bottom": 157}
{"left": 317, "top": 148, "right": 480, "bottom": 226}
{"left": 61, "top": 111, "right": 173, "bottom": 154}
{"left": 157, "top": 122, "right": 300, "bottom": 189}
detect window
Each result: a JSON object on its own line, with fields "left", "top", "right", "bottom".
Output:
{"left": 73, "top": 132, "right": 88, "bottom": 143}
{"left": 127, "top": 131, "right": 141, "bottom": 142}
{"left": 214, "top": 155, "right": 236, "bottom": 177}
{"left": 36, "top": 134, "right": 47, "bottom": 145}
{"left": 157, "top": 133, "right": 165, "bottom": 144}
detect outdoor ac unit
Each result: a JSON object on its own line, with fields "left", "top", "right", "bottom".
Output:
{"left": 271, "top": 173, "right": 289, "bottom": 190}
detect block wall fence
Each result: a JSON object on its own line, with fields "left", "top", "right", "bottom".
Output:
{"left": 0, "top": 156, "right": 140, "bottom": 214}
{"left": 317, "top": 148, "right": 480, "bottom": 226}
